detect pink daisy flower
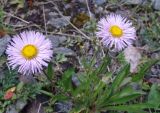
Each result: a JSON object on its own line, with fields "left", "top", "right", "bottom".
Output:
{"left": 6, "top": 31, "right": 53, "bottom": 75}
{"left": 96, "top": 14, "right": 136, "bottom": 51}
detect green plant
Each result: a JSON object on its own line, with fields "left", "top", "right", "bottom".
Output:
{"left": 148, "top": 84, "right": 160, "bottom": 109}
{"left": 42, "top": 55, "right": 159, "bottom": 113}
{"left": 0, "top": 7, "right": 13, "bottom": 35}
{"left": 0, "top": 69, "right": 18, "bottom": 112}
{"left": 0, "top": 68, "right": 43, "bottom": 112}
{"left": 139, "top": 12, "right": 160, "bottom": 50}
{"left": 0, "top": 69, "right": 18, "bottom": 99}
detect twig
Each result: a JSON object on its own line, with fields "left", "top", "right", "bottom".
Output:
{"left": 37, "top": 103, "right": 42, "bottom": 113}
{"left": 37, "top": 100, "right": 49, "bottom": 113}
{"left": 4, "top": 11, "right": 30, "bottom": 24}
{"left": 85, "top": 0, "right": 92, "bottom": 18}
{"left": 42, "top": 5, "right": 47, "bottom": 35}
{"left": 41, "top": 31, "right": 84, "bottom": 38}
{"left": 107, "top": 66, "right": 110, "bottom": 72}
{"left": 46, "top": 0, "right": 91, "bottom": 40}
{"left": 4, "top": 23, "right": 26, "bottom": 27}
{"left": 15, "top": 24, "right": 42, "bottom": 31}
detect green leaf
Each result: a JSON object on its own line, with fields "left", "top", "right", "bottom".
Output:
{"left": 106, "top": 103, "right": 156, "bottom": 113}
{"left": 108, "top": 86, "right": 145, "bottom": 104}
{"left": 59, "top": 68, "right": 75, "bottom": 91}
{"left": 119, "top": 77, "right": 132, "bottom": 88}
{"left": 98, "top": 64, "right": 130, "bottom": 106}
{"left": 95, "top": 56, "right": 110, "bottom": 75}
{"left": 53, "top": 94, "right": 69, "bottom": 101}
{"left": 16, "top": 81, "right": 24, "bottom": 92}
{"left": 39, "top": 89, "right": 54, "bottom": 97}
{"left": 112, "top": 86, "right": 145, "bottom": 98}
{"left": 111, "top": 64, "right": 130, "bottom": 92}
{"left": 132, "top": 59, "right": 159, "bottom": 82}
{"left": 47, "top": 62, "right": 54, "bottom": 80}
{"left": 93, "top": 81, "right": 106, "bottom": 99}
{"left": 108, "top": 94, "right": 141, "bottom": 104}
{"left": 148, "top": 84, "right": 160, "bottom": 108}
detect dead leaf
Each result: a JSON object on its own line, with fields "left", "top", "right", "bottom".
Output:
{"left": 10, "top": 0, "right": 25, "bottom": 9}
{"left": 72, "top": 13, "right": 90, "bottom": 28}
{"left": 4, "top": 87, "right": 16, "bottom": 100}
{"left": 124, "top": 46, "right": 142, "bottom": 73}
{"left": 0, "top": 29, "right": 6, "bottom": 37}
{"left": 28, "top": 0, "right": 33, "bottom": 8}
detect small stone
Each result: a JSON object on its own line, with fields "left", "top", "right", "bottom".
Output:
{"left": 6, "top": 105, "right": 18, "bottom": 113}
{"left": 47, "top": 11, "right": 70, "bottom": 29}
{"left": 0, "top": 35, "right": 11, "bottom": 56}
{"left": 95, "top": 6, "right": 104, "bottom": 14}
{"left": 108, "top": 50, "right": 118, "bottom": 58}
{"left": 47, "top": 35, "right": 67, "bottom": 48}
{"left": 122, "top": 0, "right": 143, "bottom": 5}
{"left": 150, "top": 74, "right": 158, "bottom": 77}
{"left": 16, "top": 100, "right": 27, "bottom": 111}
{"left": 151, "top": 67, "right": 157, "bottom": 75}
{"left": 53, "top": 47, "right": 75, "bottom": 56}
{"left": 130, "top": 82, "right": 141, "bottom": 90}
{"left": 48, "top": 12, "right": 59, "bottom": 18}
{"left": 47, "top": 17, "right": 70, "bottom": 29}
{"left": 22, "top": 99, "right": 46, "bottom": 113}
{"left": 152, "top": 0, "right": 160, "bottom": 10}
{"left": 54, "top": 101, "right": 72, "bottom": 113}
{"left": 151, "top": 52, "right": 160, "bottom": 59}
{"left": 72, "top": 75, "right": 80, "bottom": 87}
{"left": 93, "top": 0, "right": 106, "bottom": 5}
{"left": 148, "top": 78, "right": 160, "bottom": 84}
{"left": 150, "top": 64, "right": 160, "bottom": 77}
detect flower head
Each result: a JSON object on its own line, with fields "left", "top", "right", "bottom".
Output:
{"left": 96, "top": 14, "right": 136, "bottom": 51}
{"left": 6, "top": 31, "right": 53, "bottom": 75}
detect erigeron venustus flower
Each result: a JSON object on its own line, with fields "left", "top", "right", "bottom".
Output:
{"left": 96, "top": 14, "right": 136, "bottom": 51}
{"left": 6, "top": 31, "right": 53, "bottom": 75}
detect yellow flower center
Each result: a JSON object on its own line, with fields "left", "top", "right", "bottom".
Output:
{"left": 21, "top": 44, "right": 38, "bottom": 60}
{"left": 110, "top": 25, "right": 123, "bottom": 38}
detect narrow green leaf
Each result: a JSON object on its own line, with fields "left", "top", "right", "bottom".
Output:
{"left": 132, "top": 59, "right": 159, "bottom": 82}
{"left": 93, "top": 81, "right": 106, "bottom": 99}
{"left": 108, "top": 86, "right": 145, "bottom": 104}
{"left": 108, "top": 94, "right": 141, "bottom": 104}
{"left": 111, "top": 64, "right": 130, "bottom": 92}
{"left": 16, "top": 81, "right": 24, "bottom": 92}
{"left": 95, "top": 56, "right": 110, "bottom": 75}
{"left": 53, "top": 94, "right": 69, "bottom": 101}
{"left": 59, "top": 68, "right": 75, "bottom": 91}
{"left": 47, "top": 62, "right": 54, "bottom": 80}
{"left": 111, "top": 86, "right": 145, "bottom": 98}
{"left": 148, "top": 84, "right": 160, "bottom": 108}
{"left": 98, "top": 65, "right": 130, "bottom": 106}
{"left": 106, "top": 103, "right": 156, "bottom": 113}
